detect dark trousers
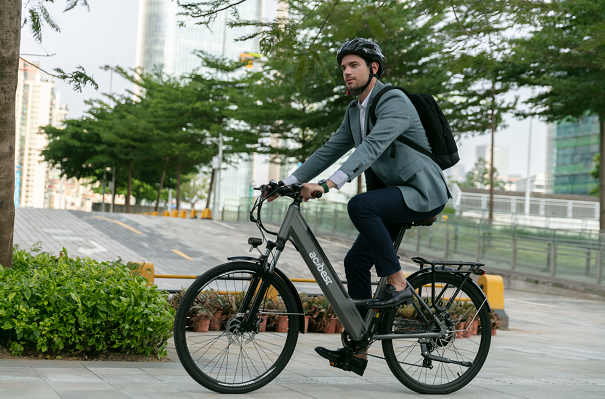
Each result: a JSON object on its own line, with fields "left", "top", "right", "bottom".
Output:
{"left": 344, "top": 185, "right": 445, "bottom": 316}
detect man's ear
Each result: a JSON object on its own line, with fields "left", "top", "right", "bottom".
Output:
{"left": 372, "top": 61, "right": 379, "bottom": 75}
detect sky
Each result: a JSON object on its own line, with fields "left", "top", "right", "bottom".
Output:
{"left": 19, "top": 0, "right": 548, "bottom": 179}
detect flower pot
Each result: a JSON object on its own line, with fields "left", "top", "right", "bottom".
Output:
{"left": 258, "top": 315, "right": 268, "bottom": 332}
{"left": 210, "top": 311, "right": 223, "bottom": 331}
{"left": 323, "top": 317, "right": 337, "bottom": 334}
{"left": 463, "top": 322, "right": 473, "bottom": 338}
{"left": 276, "top": 316, "right": 289, "bottom": 332}
{"left": 491, "top": 327, "right": 497, "bottom": 336}
{"left": 194, "top": 316, "right": 210, "bottom": 332}
{"left": 456, "top": 322, "right": 467, "bottom": 339}
{"left": 304, "top": 316, "right": 310, "bottom": 333}
{"left": 335, "top": 319, "right": 344, "bottom": 334}
{"left": 470, "top": 320, "right": 479, "bottom": 335}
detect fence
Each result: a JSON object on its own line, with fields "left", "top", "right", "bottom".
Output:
{"left": 452, "top": 185, "right": 600, "bottom": 230}
{"left": 220, "top": 197, "right": 604, "bottom": 287}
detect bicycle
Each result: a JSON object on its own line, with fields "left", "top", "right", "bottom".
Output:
{"left": 174, "top": 181, "right": 491, "bottom": 394}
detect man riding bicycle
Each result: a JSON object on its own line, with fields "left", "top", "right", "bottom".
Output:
{"left": 270, "top": 38, "right": 451, "bottom": 375}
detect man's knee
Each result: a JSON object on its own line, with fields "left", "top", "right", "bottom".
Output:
{"left": 347, "top": 194, "right": 365, "bottom": 216}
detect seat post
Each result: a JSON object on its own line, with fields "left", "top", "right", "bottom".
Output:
{"left": 392, "top": 225, "right": 410, "bottom": 253}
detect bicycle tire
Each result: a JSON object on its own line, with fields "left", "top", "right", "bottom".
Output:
{"left": 382, "top": 272, "right": 491, "bottom": 394}
{"left": 174, "top": 261, "right": 300, "bottom": 394}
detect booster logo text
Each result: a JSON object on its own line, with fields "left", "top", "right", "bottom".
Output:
{"left": 309, "top": 252, "right": 333, "bottom": 285}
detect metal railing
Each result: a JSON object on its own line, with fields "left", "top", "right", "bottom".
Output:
{"left": 219, "top": 197, "right": 604, "bottom": 287}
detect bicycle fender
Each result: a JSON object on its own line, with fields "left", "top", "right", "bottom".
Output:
{"left": 226, "top": 257, "right": 306, "bottom": 334}
{"left": 406, "top": 268, "right": 491, "bottom": 313}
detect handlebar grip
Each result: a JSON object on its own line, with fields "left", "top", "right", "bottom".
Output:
{"left": 312, "top": 191, "right": 322, "bottom": 199}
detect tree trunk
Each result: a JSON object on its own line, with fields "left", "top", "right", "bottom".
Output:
{"left": 599, "top": 116, "right": 605, "bottom": 232}
{"left": 488, "top": 83, "right": 496, "bottom": 221}
{"left": 111, "top": 168, "right": 118, "bottom": 212}
{"left": 126, "top": 164, "right": 132, "bottom": 213}
{"left": 154, "top": 164, "right": 167, "bottom": 213}
{"left": 176, "top": 158, "right": 181, "bottom": 212}
{"left": 0, "top": 1, "right": 21, "bottom": 268}
{"left": 206, "top": 169, "right": 215, "bottom": 209}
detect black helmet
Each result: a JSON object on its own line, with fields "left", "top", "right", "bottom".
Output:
{"left": 337, "top": 38, "right": 386, "bottom": 78}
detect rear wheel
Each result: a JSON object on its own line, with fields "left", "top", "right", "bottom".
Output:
{"left": 382, "top": 272, "right": 491, "bottom": 394}
{"left": 174, "top": 262, "right": 300, "bottom": 394}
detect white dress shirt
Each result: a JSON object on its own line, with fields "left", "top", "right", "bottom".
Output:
{"left": 283, "top": 88, "right": 374, "bottom": 190}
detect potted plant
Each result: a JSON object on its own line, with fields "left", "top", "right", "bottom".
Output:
{"left": 300, "top": 293, "right": 311, "bottom": 333}
{"left": 323, "top": 303, "right": 337, "bottom": 334}
{"left": 272, "top": 297, "right": 288, "bottom": 332}
{"left": 490, "top": 312, "right": 501, "bottom": 335}
{"left": 207, "top": 290, "right": 227, "bottom": 331}
{"left": 193, "top": 305, "right": 213, "bottom": 332}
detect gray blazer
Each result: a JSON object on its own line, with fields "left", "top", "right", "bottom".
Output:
{"left": 292, "top": 80, "right": 452, "bottom": 213}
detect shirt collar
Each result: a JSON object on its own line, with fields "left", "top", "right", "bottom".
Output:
{"left": 357, "top": 86, "right": 374, "bottom": 109}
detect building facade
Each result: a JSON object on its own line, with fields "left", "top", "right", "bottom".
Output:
{"left": 475, "top": 145, "right": 510, "bottom": 180}
{"left": 14, "top": 59, "right": 69, "bottom": 209}
{"left": 551, "top": 116, "right": 599, "bottom": 195}
{"left": 135, "top": 0, "right": 270, "bottom": 213}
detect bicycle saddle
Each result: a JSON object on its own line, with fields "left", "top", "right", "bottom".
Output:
{"left": 412, "top": 216, "right": 437, "bottom": 226}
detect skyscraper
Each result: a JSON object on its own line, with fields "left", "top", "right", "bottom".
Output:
{"left": 475, "top": 145, "right": 510, "bottom": 181}
{"left": 135, "top": 0, "right": 267, "bottom": 213}
{"left": 550, "top": 116, "right": 599, "bottom": 195}
{"left": 14, "top": 59, "right": 68, "bottom": 208}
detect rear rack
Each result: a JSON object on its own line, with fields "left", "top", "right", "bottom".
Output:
{"left": 411, "top": 257, "right": 486, "bottom": 275}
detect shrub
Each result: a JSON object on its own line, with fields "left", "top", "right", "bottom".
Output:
{"left": 0, "top": 245, "right": 174, "bottom": 358}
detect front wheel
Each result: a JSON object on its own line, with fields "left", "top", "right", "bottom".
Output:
{"left": 174, "top": 261, "right": 300, "bottom": 394}
{"left": 382, "top": 272, "right": 491, "bottom": 394}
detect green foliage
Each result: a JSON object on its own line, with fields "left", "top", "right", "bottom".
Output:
{"left": 0, "top": 245, "right": 174, "bottom": 357}
{"left": 459, "top": 158, "right": 507, "bottom": 190}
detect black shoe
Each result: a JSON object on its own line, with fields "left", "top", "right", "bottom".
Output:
{"left": 315, "top": 347, "right": 367, "bottom": 376}
{"left": 366, "top": 284, "right": 413, "bottom": 309}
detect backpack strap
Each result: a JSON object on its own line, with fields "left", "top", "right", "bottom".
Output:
{"left": 368, "top": 86, "right": 436, "bottom": 162}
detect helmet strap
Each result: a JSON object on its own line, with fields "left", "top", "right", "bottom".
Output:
{"left": 346, "top": 72, "right": 378, "bottom": 96}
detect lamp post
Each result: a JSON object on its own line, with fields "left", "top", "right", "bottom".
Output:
{"left": 524, "top": 89, "right": 535, "bottom": 215}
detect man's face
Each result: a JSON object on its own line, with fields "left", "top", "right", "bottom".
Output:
{"left": 341, "top": 54, "right": 377, "bottom": 92}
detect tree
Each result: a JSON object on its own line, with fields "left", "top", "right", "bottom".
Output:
{"left": 1, "top": 0, "right": 97, "bottom": 268}
{"left": 459, "top": 158, "right": 507, "bottom": 190}
{"left": 510, "top": 0, "right": 605, "bottom": 229}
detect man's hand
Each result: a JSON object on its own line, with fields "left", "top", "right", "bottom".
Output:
{"left": 301, "top": 180, "right": 336, "bottom": 202}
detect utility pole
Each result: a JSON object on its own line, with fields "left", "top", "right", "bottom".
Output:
{"left": 524, "top": 89, "right": 534, "bottom": 215}
{"left": 102, "top": 165, "right": 107, "bottom": 212}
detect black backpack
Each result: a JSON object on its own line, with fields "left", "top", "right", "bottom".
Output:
{"left": 368, "top": 86, "right": 459, "bottom": 170}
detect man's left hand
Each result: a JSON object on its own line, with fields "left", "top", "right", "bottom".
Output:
{"left": 301, "top": 183, "right": 324, "bottom": 202}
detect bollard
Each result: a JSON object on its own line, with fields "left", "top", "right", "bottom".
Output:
{"left": 190, "top": 209, "right": 197, "bottom": 218}
{"left": 171, "top": 210, "right": 178, "bottom": 217}
{"left": 162, "top": 211, "right": 170, "bottom": 217}
{"left": 478, "top": 274, "right": 508, "bottom": 329}
{"left": 131, "top": 262, "right": 154, "bottom": 285}
{"left": 152, "top": 211, "right": 158, "bottom": 216}
{"left": 180, "top": 210, "right": 187, "bottom": 218}
{"left": 201, "top": 208, "right": 212, "bottom": 219}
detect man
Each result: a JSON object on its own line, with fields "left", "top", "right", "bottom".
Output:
{"left": 272, "top": 38, "right": 451, "bottom": 374}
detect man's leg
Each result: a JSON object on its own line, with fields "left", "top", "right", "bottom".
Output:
{"left": 343, "top": 234, "right": 374, "bottom": 318}
{"left": 347, "top": 187, "right": 444, "bottom": 306}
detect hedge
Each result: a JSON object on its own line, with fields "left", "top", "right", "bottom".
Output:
{"left": 0, "top": 245, "right": 174, "bottom": 358}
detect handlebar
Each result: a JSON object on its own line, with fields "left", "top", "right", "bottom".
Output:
{"left": 254, "top": 180, "right": 323, "bottom": 201}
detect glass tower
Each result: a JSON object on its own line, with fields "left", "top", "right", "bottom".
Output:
{"left": 135, "top": 0, "right": 265, "bottom": 212}
{"left": 552, "top": 116, "right": 600, "bottom": 195}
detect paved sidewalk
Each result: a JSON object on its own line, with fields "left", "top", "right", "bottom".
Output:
{"left": 0, "top": 290, "right": 603, "bottom": 399}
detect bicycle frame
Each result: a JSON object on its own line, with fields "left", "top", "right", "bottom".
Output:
{"left": 274, "top": 201, "right": 441, "bottom": 342}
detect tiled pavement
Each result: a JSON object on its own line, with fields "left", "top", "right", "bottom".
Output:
{"left": 9, "top": 208, "right": 605, "bottom": 398}
{"left": 0, "top": 290, "right": 603, "bottom": 398}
